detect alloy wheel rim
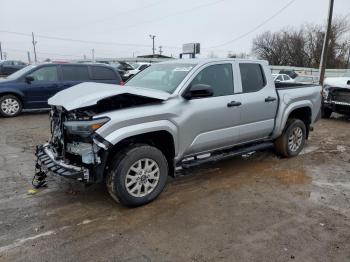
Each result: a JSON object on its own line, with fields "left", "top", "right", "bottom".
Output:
{"left": 125, "top": 158, "right": 160, "bottom": 197}
{"left": 288, "top": 126, "right": 303, "bottom": 152}
{"left": 1, "top": 98, "right": 20, "bottom": 115}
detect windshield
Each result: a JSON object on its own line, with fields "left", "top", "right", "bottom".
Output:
{"left": 125, "top": 63, "right": 196, "bottom": 93}
{"left": 7, "top": 65, "right": 37, "bottom": 79}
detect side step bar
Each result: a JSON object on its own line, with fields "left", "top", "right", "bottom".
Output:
{"left": 180, "top": 142, "right": 274, "bottom": 169}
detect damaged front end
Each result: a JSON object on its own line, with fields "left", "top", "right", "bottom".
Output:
{"left": 35, "top": 106, "right": 112, "bottom": 186}
{"left": 33, "top": 83, "right": 170, "bottom": 188}
{"left": 323, "top": 86, "right": 350, "bottom": 115}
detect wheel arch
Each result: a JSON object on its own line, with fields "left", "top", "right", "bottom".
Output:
{"left": 0, "top": 91, "right": 25, "bottom": 106}
{"left": 106, "top": 130, "right": 177, "bottom": 177}
{"left": 275, "top": 102, "right": 313, "bottom": 139}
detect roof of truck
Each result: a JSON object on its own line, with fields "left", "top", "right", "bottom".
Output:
{"left": 157, "top": 58, "right": 269, "bottom": 66}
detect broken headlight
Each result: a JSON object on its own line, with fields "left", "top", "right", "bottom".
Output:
{"left": 64, "top": 117, "right": 110, "bottom": 137}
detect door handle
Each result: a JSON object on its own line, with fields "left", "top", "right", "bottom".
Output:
{"left": 265, "top": 96, "right": 277, "bottom": 102}
{"left": 227, "top": 101, "right": 242, "bottom": 107}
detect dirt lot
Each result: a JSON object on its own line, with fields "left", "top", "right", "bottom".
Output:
{"left": 0, "top": 113, "right": 350, "bottom": 262}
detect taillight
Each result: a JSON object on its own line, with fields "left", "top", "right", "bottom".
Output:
{"left": 119, "top": 81, "right": 125, "bottom": 86}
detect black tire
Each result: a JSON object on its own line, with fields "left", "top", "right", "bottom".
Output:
{"left": 106, "top": 144, "right": 168, "bottom": 207}
{"left": 321, "top": 106, "right": 332, "bottom": 119}
{"left": 274, "top": 118, "right": 306, "bottom": 158}
{"left": 0, "top": 94, "right": 23, "bottom": 117}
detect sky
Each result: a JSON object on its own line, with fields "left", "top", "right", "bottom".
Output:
{"left": 0, "top": 0, "right": 349, "bottom": 62}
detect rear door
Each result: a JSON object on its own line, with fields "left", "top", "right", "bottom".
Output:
{"left": 238, "top": 62, "right": 278, "bottom": 142}
{"left": 60, "top": 65, "right": 90, "bottom": 90}
{"left": 90, "top": 66, "right": 122, "bottom": 85}
{"left": 24, "top": 65, "right": 60, "bottom": 108}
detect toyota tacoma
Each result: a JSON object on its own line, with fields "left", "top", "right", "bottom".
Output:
{"left": 35, "top": 59, "right": 322, "bottom": 206}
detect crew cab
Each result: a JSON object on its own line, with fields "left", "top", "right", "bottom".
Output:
{"left": 35, "top": 59, "right": 322, "bottom": 207}
{"left": 0, "top": 63, "right": 122, "bottom": 117}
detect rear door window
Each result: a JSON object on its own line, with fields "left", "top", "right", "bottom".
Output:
{"left": 239, "top": 63, "right": 266, "bottom": 93}
{"left": 62, "top": 65, "right": 89, "bottom": 81}
{"left": 91, "top": 66, "right": 118, "bottom": 80}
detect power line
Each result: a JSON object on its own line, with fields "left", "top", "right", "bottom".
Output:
{"left": 208, "top": 0, "right": 297, "bottom": 48}
{"left": 80, "top": 0, "right": 167, "bottom": 28}
{"left": 4, "top": 48, "right": 85, "bottom": 58}
{"left": 0, "top": 0, "right": 225, "bottom": 50}
{"left": 0, "top": 30, "right": 159, "bottom": 47}
{"left": 116, "top": 0, "right": 226, "bottom": 32}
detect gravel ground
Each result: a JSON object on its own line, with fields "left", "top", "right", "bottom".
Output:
{"left": 0, "top": 112, "right": 350, "bottom": 262}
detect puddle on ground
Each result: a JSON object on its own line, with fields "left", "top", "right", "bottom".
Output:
{"left": 267, "top": 169, "right": 311, "bottom": 185}
{"left": 176, "top": 154, "right": 311, "bottom": 193}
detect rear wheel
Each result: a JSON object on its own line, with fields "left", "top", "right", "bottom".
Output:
{"left": 106, "top": 144, "right": 168, "bottom": 207}
{"left": 321, "top": 107, "right": 332, "bottom": 118}
{"left": 274, "top": 118, "right": 306, "bottom": 158}
{"left": 0, "top": 95, "right": 22, "bottom": 117}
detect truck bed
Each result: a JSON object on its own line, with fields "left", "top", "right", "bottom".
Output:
{"left": 272, "top": 83, "right": 322, "bottom": 138}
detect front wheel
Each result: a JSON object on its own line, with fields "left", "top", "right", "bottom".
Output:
{"left": 106, "top": 144, "right": 168, "bottom": 207}
{"left": 274, "top": 118, "right": 306, "bottom": 158}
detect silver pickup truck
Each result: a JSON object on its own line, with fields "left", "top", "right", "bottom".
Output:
{"left": 35, "top": 59, "right": 321, "bottom": 206}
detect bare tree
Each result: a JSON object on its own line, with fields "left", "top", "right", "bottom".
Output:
{"left": 252, "top": 16, "right": 350, "bottom": 68}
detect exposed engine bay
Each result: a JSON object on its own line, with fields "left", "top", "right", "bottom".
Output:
{"left": 33, "top": 92, "right": 166, "bottom": 188}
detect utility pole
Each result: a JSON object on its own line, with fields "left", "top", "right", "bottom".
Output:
{"left": 149, "top": 35, "right": 156, "bottom": 55}
{"left": 27, "top": 51, "right": 31, "bottom": 64}
{"left": 159, "top": 46, "right": 163, "bottom": 55}
{"left": 346, "top": 46, "right": 350, "bottom": 69}
{"left": 32, "top": 32, "right": 38, "bottom": 63}
{"left": 319, "top": 0, "right": 334, "bottom": 85}
{"left": 0, "top": 42, "right": 2, "bottom": 60}
{"left": 91, "top": 48, "right": 95, "bottom": 62}
{"left": 0, "top": 42, "right": 3, "bottom": 60}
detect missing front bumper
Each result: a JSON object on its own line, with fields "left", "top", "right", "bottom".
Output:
{"left": 35, "top": 144, "right": 90, "bottom": 181}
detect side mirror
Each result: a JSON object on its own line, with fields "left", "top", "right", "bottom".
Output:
{"left": 25, "top": 76, "right": 34, "bottom": 83}
{"left": 183, "top": 84, "right": 213, "bottom": 100}
{"left": 275, "top": 79, "right": 281, "bottom": 83}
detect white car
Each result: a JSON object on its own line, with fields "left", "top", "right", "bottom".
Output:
{"left": 124, "top": 62, "right": 151, "bottom": 79}
{"left": 272, "top": 73, "right": 295, "bottom": 83}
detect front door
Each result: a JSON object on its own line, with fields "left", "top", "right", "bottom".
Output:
{"left": 24, "top": 65, "right": 60, "bottom": 108}
{"left": 180, "top": 63, "right": 242, "bottom": 157}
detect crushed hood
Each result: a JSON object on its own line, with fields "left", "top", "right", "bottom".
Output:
{"left": 48, "top": 82, "right": 170, "bottom": 111}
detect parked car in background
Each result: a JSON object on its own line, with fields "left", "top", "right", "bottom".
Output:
{"left": 294, "top": 75, "right": 319, "bottom": 84}
{"left": 322, "top": 76, "right": 350, "bottom": 118}
{"left": 0, "top": 60, "right": 27, "bottom": 76}
{"left": 279, "top": 69, "right": 298, "bottom": 79}
{"left": 0, "top": 63, "right": 122, "bottom": 117}
{"left": 123, "top": 62, "right": 151, "bottom": 79}
{"left": 104, "top": 61, "right": 134, "bottom": 81}
{"left": 272, "top": 73, "right": 296, "bottom": 83}
{"left": 36, "top": 58, "right": 321, "bottom": 207}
